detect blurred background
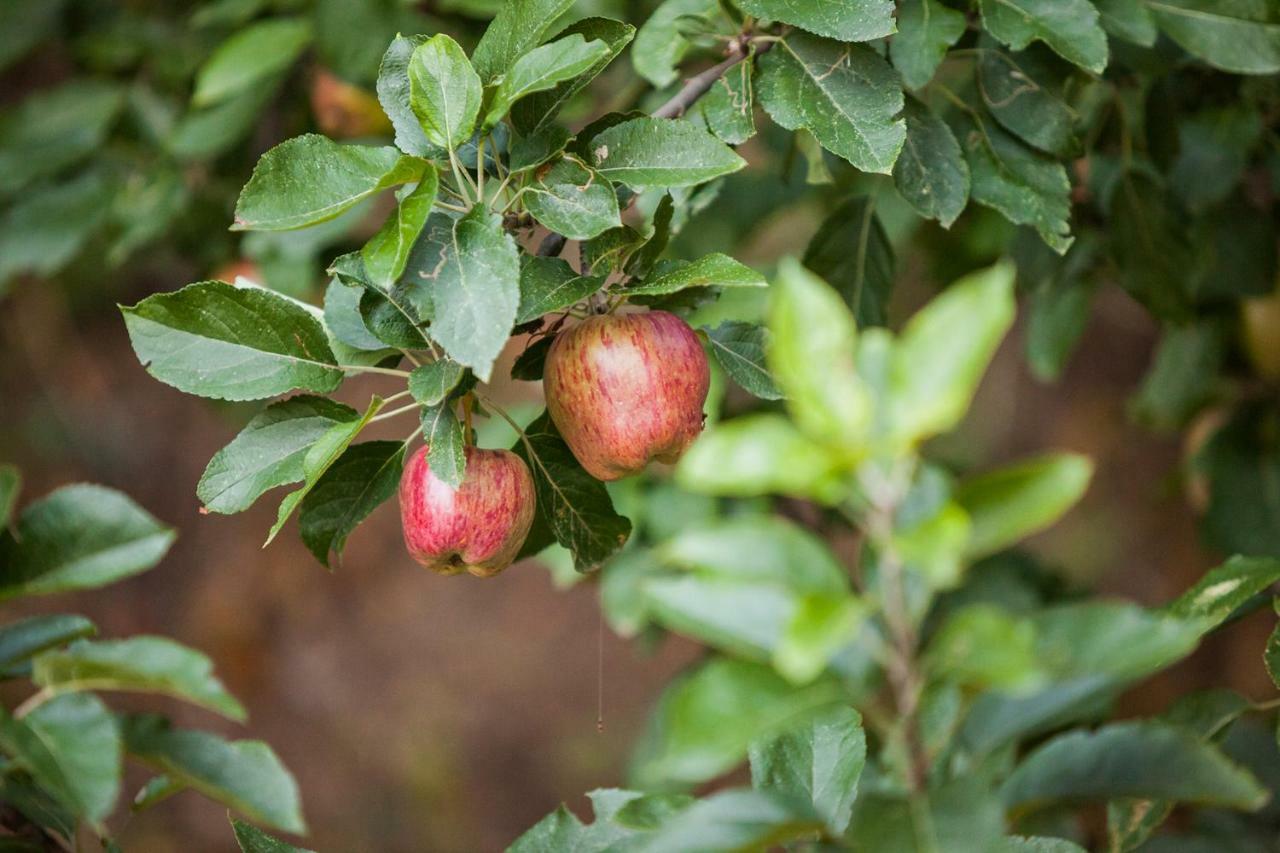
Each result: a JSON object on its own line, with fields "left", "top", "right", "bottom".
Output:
{"left": 1, "top": 0, "right": 1274, "bottom": 850}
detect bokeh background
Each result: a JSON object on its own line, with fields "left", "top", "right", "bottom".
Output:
{"left": 1, "top": 1, "right": 1273, "bottom": 850}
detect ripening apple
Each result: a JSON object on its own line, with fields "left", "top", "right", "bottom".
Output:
{"left": 399, "top": 446, "right": 535, "bottom": 577}
{"left": 543, "top": 310, "right": 710, "bottom": 481}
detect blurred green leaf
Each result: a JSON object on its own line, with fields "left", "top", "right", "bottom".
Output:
{"left": 0, "top": 615, "right": 95, "bottom": 674}
{"left": 0, "top": 694, "right": 120, "bottom": 825}
{"left": 1168, "top": 554, "right": 1280, "bottom": 627}
{"left": 0, "top": 0, "right": 63, "bottom": 71}
{"left": 0, "top": 171, "right": 114, "bottom": 292}
{"left": 123, "top": 715, "right": 304, "bottom": 834}
{"left": 33, "top": 637, "right": 245, "bottom": 720}
{"left": 637, "top": 788, "right": 824, "bottom": 852}
{"left": 926, "top": 605, "right": 1043, "bottom": 691}
{"left": 1130, "top": 321, "right": 1226, "bottom": 430}
{"left": 0, "top": 82, "right": 123, "bottom": 195}
{"left": 803, "top": 196, "right": 896, "bottom": 326}
{"left": 957, "top": 453, "right": 1092, "bottom": 557}
{"left": 1149, "top": 0, "right": 1280, "bottom": 75}
{"left": 193, "top": 18, "right": 312, "bottom": 107}
{"left": 848, "top": 779, "right": 1005, "bottom": 853}
{"left": 0, "top": 485, "right": 174, "bottom": 601}
{"left": 0, "top": 465, "right": 19, "bottom": 532}
{"left": 232, "top": 817, "right": 316, "bottom": 853}
{"left": 749, "top": 706, "right": 866, "bottom": 833}
{"left": 704, "top": 322, "right": 783, "bottom": 400}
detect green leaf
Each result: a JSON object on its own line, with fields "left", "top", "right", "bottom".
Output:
{"left": 978, "top": 45, "right": 1080, "bottom": 158}
{"left": 471, "top": 0, "right": 576, "bottom": 82}
{"left": 510, "top": 125, "right": 574, "bottom": 173}
{"left": 512, "top": 413, "right": 631, "bottom": 571}
{"left": 705, "top": 322, "right": 783, "bottom": 400}
{"left": 626, "top": 253, "right": 765, "bottom": 296}
{"left": 167, "top": 82, "right": 281, "bottom": 163}
{"left": 1148, "top": 0, "right": 1280, "bottom": 75}
{"left": 299, "top": 440, "right": 406, "bottom": 568}
{"left": 33, "top": 637, "right": 245, "bottom": 720}
{"left": 510, "top": 789, "right": 688, "bottom": 852}
{"left": 926, "top": 605, "right": 1043, "bottom": 691}
{"left": 266, "top": 398, "right": 385, "bottom": 544}
{"left": 691, "top": 52, "right": 756, "bottom": 144}
{"left": 675, "top": 413, "right": 846, "bottom": 502}
{"left": 768, "top": 257, "right": 869, "bottom": 449}
{"left": 661, "top": 516, "right": 849, "bottom": 594}
{"left": 198, "top": 396, "right": 359, "bottom": 515}
{"left": 408, "top": 359, "right": 466, "bottom": 407}
{"left": 1020, "top": 233, "right": 1098, "bottom": 381}
{"left": 891, "top": 0, "right": 967, "bottom": 89}
{"left": 483, "top": 35, "right": 611, "bottom": 129}
{"left": 0, "top": 0, "right": 63, "bottom": 72}
{"left": 362, "top": 171, "right": 439, "bottom": 288}
{"left": 122, "top": 281, "right": 342, "bottom": 401}
{"left": 803, "top": 197, "right": 895, "bottom": 325}
{"left": 848, "top": 780, "right": 1005, "bottom": 853}
{"left": 1199, "top": 404, "right": 1280, "bottom": 557}
{"left": 408, "top": 34, "right": 482, "bottom": 150}
{"left": 958, "top": 117, "right": 1073, "bottom": 253}
{"left": 0, "top": 615, "right": 95, "bottom": 672}
{"left": 1170, "top": 106, "right": 1263, "bottom": 212}
{"left": 888, "top": 261, "right": 1017, "bottom": 443}
{"left": 0, "top": 771, "right": 75, "bottom": 840}
{"left": 737, "top": 0, "right": 893, "bottom": 40}
{"left": 0, "top": 465, "right": 18, "bottom": 532}
{"left": 588, "top": 117, "right": 746, "bottom": 188}
{"left": 234, "top": 135, "right": 421, "bottom": 231}
{"left": 1130, "top": 321, "right": 1226, "bottom": 430}
{"left": 523, "top": 156, "right": 621, "bottom": 240}
{"left": 1168, "top": 555, "right": 1280, "bottom": 627}
{"left": 421, "top": 403, "right": 466, "bottom": 490}
{"left": 631, "top": 658, "right": 845, "bottom": 788}
{"left": 0, "top": 171, "right": 114, "bottom": 291}
{"left": 0, "top": 81, "right": 123, "bottom": 195}
{"left": 997, "top": 838, "right": 1087, "bottom": 853}
{"left": 979, "top": 0, "right": 1108, "bottom": 73}
{"left": 123, "top": 715, "right": 305, "bottom": 834}
{"left": 0, "top": 694, "right": 120, "bottom": 825}
{"left": 637, "top": 788, "right": 825, "bottom": 851}
{"left": 406, "top": 209, "right": 519, "bottom": 382}
{"left": 1001, "top": 722, "right": 1267, "bottom": 811}
{"left": 193, "top": 18, "right": 312, "bottom": 107}
{"left": 1108, "top": 171, "right": 1193, "bottom": 319}
{"left": 232, "top": 818, "right": 316, "bottom": 853}
{"left": 512, "top": 18, "right": 636, "bottom": 135}
{"left": 893, "top": 97, "right": 970, "bottom": 229}
{"left": 516, "top": 256, "right": 605, "bottom": 323}
{"left": 1095, "top": 0, "right": 1157, "bottom": 45}
{"left": 377, "top": 35, "right": 442, "bottom": 159}
{"left": 957, "top": 453, "right": 1092, "bottom": 557}
{"left": 0, "top": 485, "right": 174, "bottom": 600}
{"left": 512, "top": 337, "right": 554, "bottom": 381}
{"left": 632, "top": 0, "right": 720, "bottom": 87}
{"left": 757, "top": 33, "right": 905, "bottom": 174}
{"left": 749, "top": 706, "right": 866, "bottom": 834}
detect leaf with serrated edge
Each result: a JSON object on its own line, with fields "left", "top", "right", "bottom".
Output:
{"left": 517, "top": 256, "right": 606, "bottom": 323}
{"left": 737, "top": 0, "right": 894, "bottom": 41}
{"left": 979, "top": 0, "right": 1108, "bottom": 73}
{"left": 891, "top": 0, "right": 967, "bottom": 89}
{"left": 523, "top": 156, "right": 621, "bottom": 240}
{"left": 299, "top": 440, "right": 406, "bottom": 567}
{"left": 408, "top": 359, "right": 465, "bottom": 407}
{"left": 626, "top": 253, "right": 765, "bottom": 296}
{"left": 894, "top": 97, "right": 970, "bottom": 228}
{"left": 589, "top": 117, "right": 746, "bottom": 188}
{"left": 408, "top": 35, "right": 482, "bottom": 151}
{"left": 705, "top": 322, "right": 783, "bottom": 400}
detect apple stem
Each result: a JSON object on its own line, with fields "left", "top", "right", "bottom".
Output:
{"left": 340, "top": 364, "right": 414, "bottom": 379}
{"left": 462, "top": 395, "right": 475, "bottom": 443}
{"left": 369, "top": 402, "right": 421, "bottom": 423}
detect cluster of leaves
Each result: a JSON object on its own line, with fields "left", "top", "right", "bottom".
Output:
{"left": 0, "top": 465, "right": 304, "bottom": 850}
{"left": 514, "top": 261, "right": 1280, "bottom": 852}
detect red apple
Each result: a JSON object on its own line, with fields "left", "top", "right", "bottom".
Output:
{"left": 399, "top": 445, "right": 536, "bottom": 577}
{"left": 543, "top": 310, "right": 710, "bottom": 481}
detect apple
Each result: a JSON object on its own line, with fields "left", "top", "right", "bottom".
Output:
{"left": 543, "top": 310, "right": 710, "bottom": 481}
{"left": 1242, "top": 285, "right": 1280, "bottom": 380}
{"left": 399, "top": 446, "right": 536, "bottom": 577}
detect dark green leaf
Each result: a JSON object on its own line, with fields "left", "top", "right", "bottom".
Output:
{"left": 588, "top": 117, "right": 746, "bottom": 188}
{"left": 512, "top": 18, "right": 636, "bottom": 135}
{"left": 404, "top": 209, "right": 519, "bottom": 381}
{"left": 894, "top": 97, "right": 970, "bottom": 228}
{"left": 32, "top": 637, "right": 245, "bottom": 720}
{"left": 1169, "top": 106, "right": 1263, "bottom": 212}
{"left": 705, "top": 322, "right": 783, "bottom": 400}
{"left": 0, "top": 172, "right": 114, "bottom": 291}
{"left": 0, "top": 485, "right": 174, "bottom": 600}
{"left": 979, "top": 0, "right": 1108, "bottom": 73}
{"left": 1130, "top": 321, "right": 1226, "bottom": 430}
{"left": 749, "top": 706, "right": 866, "bottom": 833}
{"left": 122, "top": 281, "right": 342, "bottom": 401}
{"left": 691, "top": 50, "right": 756, "bottom": 144}
{"left": 632, "top": 0, "right": 720, "bottom": 87}
{"left": 377, "top": 35, "right": 443, "bottom": 158}
{"left": 737, "top": 0, "right": 893, "bottom": 41}
{"left": 0, "top": 0, "right": 63, "bottom": 72}
{"left": 482, "top": 35, "right": 611, "bottom": 129}
{"left": 123, "top": 715, "right": 305, "bottom": 834}
{"left": 0, "top": 615, "right": 95, "bottom": 672}
{"left": 517, "top": 256, "right": 605, "bottom": 323}
{"left": 1148, "top": 0, "right": 1280, "bottom": 75}
{"left": 511, "top": 337, "right": 554, "bottom": 381}
{"left": 198, "top": 396, "right": 359, "bottom": 514}
{"left": 362, "top": 171, "right": 439, "bottom": 288}
{"left": 523, "top": 156, "right": 621, "bottom": 240}
{"left": 1096, "top": 0, "right": 1157, "bottom": 46}
{"left": 637, "top": 788, "right": 824, "bottom": 851}
{"left": 0, "top": 465, "right": 19, "bottom": 532}
{"left": 803, "top": 196, "right": 895, "bottom": 326}
{"left": 848, "top": 781, "right": 1005, "bottom": 853}
{"left": 1168, "top": 554, "right": 1280, "bottom": 627}
{"left": 193, "top": 18, "right": 312, "bottom": 106}
{"left": 891, "top": 0, "right": 967, "bottom": 89}
{"left": 1109, "top": 171, "right": 1194, "bottom": 319}
{"left": 1020, "top": 233, "right": 1098, "bottom": 381}
{"left": 0, "top": 694, "right": 120, "bottom": 825}
{"left": 757, "top": 33, "right": 905, "bottom": 174}
{"left": 408, "top": 359, "right": 465, "bottom": 407}
{"left": 626, "top": 253, "right": 765, "bottom": 296}
{"left": 232, "top": 817, "right": 316, "bottom": 853}
{"left": 0, "top": 82, "right": 123, "bottom": 195}
{"left": 234, "top": 135, "right": 421, "bottom": 231}
{"left": 509, "top": 125, "right": 574, "bottom": 173}
{"left": 1001, "top": 722, "right": 1267, "bottom": 811}
{"left": 421, "top": 403, "right": 466, "bottom": 490}
{"left": 511, "top": 412, "right": 630, "bottom": 571}
{"left": 978, "top": 45, "right": 1080, "bottom": 157}
{"left": 359, "top": 283, "right": 432, "bottom": 350}
{"left": 323, "top": 279, "right": 392, "bottom": 353}
{"left": 471, "top": 0, "right": 576, "bottom": 82}
{"left": 299, "top": 441, "right": 406, "bottom": 567}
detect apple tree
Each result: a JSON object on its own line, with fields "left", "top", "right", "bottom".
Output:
{"left": 4, "top": 0, "right": 1280, "bottom": 848}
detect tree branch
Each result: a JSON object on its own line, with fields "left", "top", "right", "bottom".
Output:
{"left": 653, "top": 37, "right": 773, "bottom": 119}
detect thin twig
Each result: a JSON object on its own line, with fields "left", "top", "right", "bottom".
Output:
{"left": 653, "top": 37, "right": 774, "bottom": 119}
